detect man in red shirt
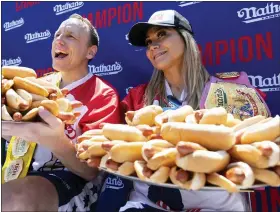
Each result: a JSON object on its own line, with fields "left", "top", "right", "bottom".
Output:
{"left": 2, "top": 14, "right": 120, "bottom": 211}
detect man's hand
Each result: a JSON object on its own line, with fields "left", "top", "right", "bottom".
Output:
{"left": 2, "top": 106, "right": 68, "bottom": 152}
{"left": 2, "top": 106, "right": 98, "bottom": 180}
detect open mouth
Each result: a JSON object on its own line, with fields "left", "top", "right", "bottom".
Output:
{"left": 54, "top": 50, "right": 69, "bottom": 59}
{"left": 154, "top": 51, "right": 166, "bottom": 60}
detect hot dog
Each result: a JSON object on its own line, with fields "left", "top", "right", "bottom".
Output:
{"left": 77, "top": 129, "right": 104, "bottom": 143}
{"left": 12, "top": 112, "right": 22, "bottom": 121}
{"left": 5, "top": 89, "right": 30, "bottom": 111}
{"left": 185, "top": 113, "right": 198, "bottom": 124}
{"left": 15, "top": 89, "right": 32, "bottom": 106}
{"left": 169, "top": 167, "right": 206, "bottom": 190}
{"left": 176, "top": 141, "right": 230, "bottom": 173}
{"left": 110, "top": 142, "right": 145, "bottom": 163}
{"left": 1, "top": 105, "right": 13, "bottom": 121}
{"left": 229, "top": 141, "right": 280, "bottom": 168}
{"left": 142, "top": 139, "right": 174, "bottom": 162}
{"left": 195, "top": 107, "right": 228, "bottom": 125}
{"left": 155, "top": 105, "right": 194, "bottom": 126}
{"left": 240, "top": 115, "right": 280, "bottom": 144}
{"left": 100, "top": 154, "right": 135, "bottom": 176}
{"left": 225, "top": 162, "right": 255, "bottom": 187}
{"left": 155, "top": 110, "right": 172, "bottom": 126}
{"left": 207, "top": 162, "right": 255, "bottom": 192}
{"left": 102, "top": 123, "right": 149, "bottom": 142}
{"left": 146, "top": 148, "right": 177, "bottom": 171}
{"left": 1, "top": 79, "right": 14, "bottom": 95}
{"left": 77, "top": 140, "right": 107, "bottom": 160}
{"left": 224, "top": 113, "right": 242, "bottom": 127}
{"left": 2, "top": 66, "right": 37, "bottom": 79}
{"left": 233, "top": 115, "right": 266, "bottom": 132}
{"left": 252, "top": 167, "right": 280, "bottom": 187}
{"left": 125, "top": 105, "right": 163, "bottom": 126}
{"left": 161, "top": 122, "right": 235, "bottom": 150}
{"left": 13, "top": 76, "right": 49, "bottom": 97}
{"left": 25, "top": 77, "right": 64, "bottom": 98}
{"left": 21, "top": 108, "right": 39, "bottom": 121}
{"left": 40, "top": 100, "right": 59, "bottom": 116}
{"left": 134, "top": 160, "right": 170, "bottom": 183}
{"left": 206, "top": 173, "right": 238, "bottom": 193}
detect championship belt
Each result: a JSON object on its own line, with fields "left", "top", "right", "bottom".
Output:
{"left": 200, "top": 72, "right": 270, "bottom": 120}
{"left": 2, "top": 72, "right": 62, "bottom": 183}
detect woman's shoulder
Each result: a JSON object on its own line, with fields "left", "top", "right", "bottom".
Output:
{"left": 127, "top": 83, "right": 148, "bottom": 95}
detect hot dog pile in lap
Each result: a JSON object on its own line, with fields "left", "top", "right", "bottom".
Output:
{"left": 1, "top": 66, "right": 82, "bottom": 123}
{"left": 76, "top": 100, "right": 280, "bottom": 192}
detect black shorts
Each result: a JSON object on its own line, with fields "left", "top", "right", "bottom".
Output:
{"left": 29, "top": 170, "right": 105, "bottom": 211}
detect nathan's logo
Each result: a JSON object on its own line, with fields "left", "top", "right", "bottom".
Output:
{"left": 214, "top": 88, "right": 227, "bottom": 107}
{"left": 53, "top": 1, "right": 84, "bottom": 15}
{"left": 24, "top": 30, "right": 51, "bottom": 44}
{"left": 88, "top": 62, "right": 123, "bottom": 76}
{"left": 178, "top": 1, "right": 202, "bottom": 7}
{"left": 2, "top": 57, "right": 22, "bottom": 66}
{"left": 3, "top": 18, "right": 24, "bottom": 31}
{"left": 248, "top": 73, "right": 280, "bottom": 92}
{"left": 237, "top": 3, "right": 280, "bottom": 23}
{"left": 105, "top": 176, "right": 124, "bottom": 190}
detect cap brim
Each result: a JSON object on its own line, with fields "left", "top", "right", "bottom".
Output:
{"left": 128, "top": 22, "right": 175, "bottom": 47}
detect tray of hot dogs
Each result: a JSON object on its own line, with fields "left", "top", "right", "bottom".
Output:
{"left": 1, "top": 66, "right": 83, "bottom": 123}
{"left": 76, "top": 105, "right": 280, "bottom": 192}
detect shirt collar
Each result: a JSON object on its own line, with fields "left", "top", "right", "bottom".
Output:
{"left": 164, "top": 79, "right": 187, "bottom": 102}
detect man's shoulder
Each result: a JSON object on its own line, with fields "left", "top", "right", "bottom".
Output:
{"left": 93, "top": 75, "right": 119, "bottom": 96}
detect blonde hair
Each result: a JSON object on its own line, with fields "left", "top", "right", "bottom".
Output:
{"left": 144, "top": 28, "right": 210, "bottom": 109}
{"left": 69, "top": 13, "right": 99, "bottom": 47}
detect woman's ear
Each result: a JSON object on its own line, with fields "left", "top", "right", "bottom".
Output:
{"left": 86, "top": 45, "right": 98, "bottom": 60}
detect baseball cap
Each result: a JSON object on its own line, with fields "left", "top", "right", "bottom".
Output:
{"left": 128, "top": 10, "right": 193, "bottom": 47}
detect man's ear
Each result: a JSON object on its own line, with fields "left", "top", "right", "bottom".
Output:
{"left": 86, "top": 45, "right": 97, "bottom": 60}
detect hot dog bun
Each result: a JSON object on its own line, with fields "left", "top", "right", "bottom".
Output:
{"left": 240, "top": 115, "right": 280, "bottom": 144}
{"left": 225, "top": 162, "right": 255, "bottom": 188}
{"left": 233, "top": 115, "right": 266, "bottom": 132}
{"left": 134, "top": 160, "right": 170, "bottom": 183}
{"left": 146, "top": 148, "right": 177, "bottom": 171}
{"left": 125, "top": 105, "right": 163, "bottom": 126}
{"left": 169, "top": 167, "right": 206, "bottom": 190}
{"left": 197, "top": 107, "right": 228, "bottom": 125}
{"left": 40, "top": 100, "right": 59, "bottom": 116}
{"left": 77, "top": 140, "right": 107, "bottom": 159}
{"left": 166, "top": 105, "right": 194, "bottom": 123}
{"left": 176, "top": 142, "right": 230, "bottom": 173}
{"left": 252, "top": 167, "right": 280, "bottom": 187}
{"left": 21, "top": 108, "right": 39, "bottom": 121}
{"left": 1, "top": 79, "right": 14, "bottom": 95}
{"left": 142, "top": 139, "right": 174, "bottom": 162}
{"left": 104, "top": 154, "right": 135, "bottom": 176}
{"left": 102, "top": 124, "right": 148, "bottom": 142}
{"left": 110, "top": 142, "right": 145, "bottom": 163}
{"left": 224, "top": 113, "right": 242, "bottom": 127}
{"left": 161, "top": 122, "right": 235, "bottom": 150}
{"left": 207, "top": 173, "right": 238, "bottom": 193}
{"left": 13, "top": 76, "right": 49, "bottom": 97}
{"left": 2, "top": 66, "right": 37, "bottom": 79}
{"left": 5, "top": 89, "right": 29, "bottom": 111}
{"left": 1, "top": 105, "right": 13, "bottom": 121}
{"left": 229, "top": 141, "right": 280, "bottom": 168}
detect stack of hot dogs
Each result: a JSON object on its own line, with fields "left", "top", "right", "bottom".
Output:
{"left": 1, "top": 66, "right": 82, "bottom": 123}
{"left": 76, "top": 99, "right": 280, "bottom": 192}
